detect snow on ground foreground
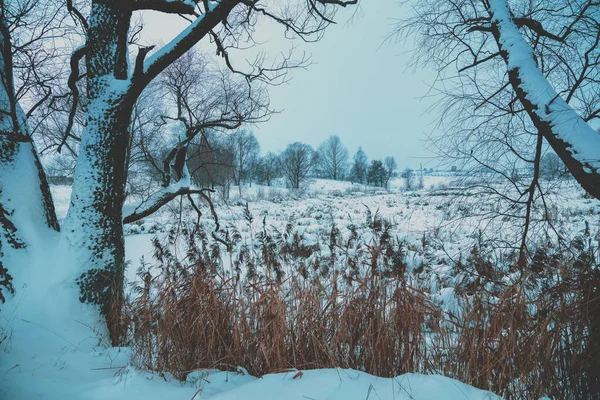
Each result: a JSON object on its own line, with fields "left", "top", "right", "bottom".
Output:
{"left": 1, "top": 231, "right": 498, "bottom": 399}
{"left": 1, "top": 177, "right": 514, "bottom": 399}
{"left": 0, "top": 238, "right": 500, "bottom": 399}
{"left": 2, "top": 337, "right": 500, "bottom": 399}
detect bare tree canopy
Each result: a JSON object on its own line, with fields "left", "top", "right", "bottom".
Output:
{"left": 228, "top": 130, "right": 260, "bottom": 188}
{"left": 281, "top": 142, "right": 314, "bottom": 189}
{"left": 384, "top": 156, "right": 397, "bottom": 188}
{"left": 124, "top": 49, "right": 270, "bottom": 220}
{"left": 317, "top": 135, "right": 349, "bottom": 180}
{"left": 395, "top": 0, "right": 600, "bottom": 259}
{"left": 255, "top": 151, "right": 281, "bottom": 186}
{"left": 397, "top": 0, "right": 600, "bottom": 198}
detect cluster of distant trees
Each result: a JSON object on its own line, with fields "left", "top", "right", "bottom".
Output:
{"left": 180, "top": 132, "right": 409, "bottom": 196}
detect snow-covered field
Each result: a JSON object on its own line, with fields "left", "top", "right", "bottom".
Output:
{"left": 118, "top": 176, "right": 599, "bottom": 306}
{"left": 2, "top": 175, "right": 596, "bottom": 399}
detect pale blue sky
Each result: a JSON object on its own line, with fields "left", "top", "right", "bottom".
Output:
{"left": 142, "top": 1, "right": 438, "bottom": 169}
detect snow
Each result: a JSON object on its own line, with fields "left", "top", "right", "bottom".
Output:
{"left": 124, "top": 233, "right": 155, "bottom": 283}
{"left": 0, "top": 143, "right": 49, "bottom": 242}
{"left": 2, "top": 261, "right": 500, "bottom": 400}
{"left": 1, "top": 234, "right": 500, "bottom": 400}
{"left": 50, "top": 184, "right": 72, "bottom": 221}
{"left": 2, "top": 346, "right": 500, "bottom": 400}
{"left": 0, "top": 175, "right": 510, "bottom": 399}
{"left": 489, "top": 0, "right": 600, "bottom": 172}
{"left": 6, "top": 174, "right": 595, "bottom": 399}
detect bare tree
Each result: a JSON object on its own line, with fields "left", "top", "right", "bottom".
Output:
{"left": 396, "top": 0, "right": 600, "bottom": 259}
{"left": 383, "top": 156, "right": 397, "bottom": 188}
{"left": 281, "top": 142, "right": 314, "bottom": 189}
{"left": 486, "top": 0, "right": 600, "bottom": 198}
{"left": 228, "top": 129, "right": 260, "bottom": 190}
{"left": 317, "top": 135, "right": 349, "bottom": 180}
{"left": 187, "top": 131, "right": 235, "bottom": 201}
{"left": 401, "top": 168, "right": 414, "bottom": 191}
{"left": 52, "top": 0, "right": 358, "bottom": 342}
{"left": 123, "top": 48, "right": 269, "bottom": 215}
{"left": 256, "top": 151, "right": 280, "bottom": 186}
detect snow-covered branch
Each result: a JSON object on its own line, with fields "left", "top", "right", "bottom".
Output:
{"left": 488, "top": 0, "right": 600, "bottom": 199}
{"left": 138, "top": 0, "right": 237, "bottom": 87}
{"left": 58, "top": 45, "right": 86, "bottom": 154}
{"left": 123, "top": 183, "right": 210, "bottom": 224}
{"left": 130, "top": 0, "right": 198, "bottom": 14}
{"left": 123, "top": 155, "right": 212, "bottom": 224}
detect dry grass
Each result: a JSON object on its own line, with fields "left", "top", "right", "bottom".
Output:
{"left": 125, "top": 216, "right": 600, "bottom": 399}
{"left": 129, "top": 261, "right": 433, "bottom": 379}
{"left": 432, "top": 277, "right": 600, "bottom": 399}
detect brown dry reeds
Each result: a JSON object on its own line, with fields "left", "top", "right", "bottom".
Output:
{"left": 129, "top": 262, "right": 433, "bottom": 380}
{"left": 431, "top": 245, "right": 600, "bottom": 399}
{"left": 126, "top": 219, "right": 600, "bottom": 399}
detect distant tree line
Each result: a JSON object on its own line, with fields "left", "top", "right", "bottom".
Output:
{"left": 145, "top": 132, "right": 406, "bottom": 196}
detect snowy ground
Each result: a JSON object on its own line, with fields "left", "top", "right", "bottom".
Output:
{"left": 3, "top": 175, "right": 595, "bottom": 399}
{"left": 119, "top": 176, "right": 599, "bottom": 305}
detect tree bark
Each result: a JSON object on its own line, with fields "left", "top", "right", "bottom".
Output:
{"left": 62, "top": 0, "right": 243, "bottom": 343}
{"left": 63, "top": 0, "right": 237, "bottom": 344}
{"left": 62, "top": 1, "right": 133, "bottom": 345}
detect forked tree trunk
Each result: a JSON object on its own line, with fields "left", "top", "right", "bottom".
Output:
{"left": 62, "top": 0, "right": 240, "bottom": 344}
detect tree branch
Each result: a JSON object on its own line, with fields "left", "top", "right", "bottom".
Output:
{"left": 135, "top": 0, "right": 239, "bottom": 89}
{"left": 66, "top": 0, "right": 88, "bottom": 31}
{"left": 58, "top": 45, "right": 86, "bottom": 154}
{"left": 123, "top": 185, "right": 212, "bottom": 224}
{"left": 134, "top": 45, "right": 155, "bottom": 79}
{"left": 488, "top": 0, "right": 600, "bottom": 200}
{"left": 129, "top": 0, "right": 198, "bottom": 14}
{"left": 513, "top": 17, "right": 564, "bottom": 43}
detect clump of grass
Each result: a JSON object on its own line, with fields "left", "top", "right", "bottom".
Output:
{"left": 128, "top": 211, "right": 432, "bottom": 379}
{"left": 433, "top": 225, "right": 600, "bottom": 399}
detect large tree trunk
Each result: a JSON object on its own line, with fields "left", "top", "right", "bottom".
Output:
{"left": 488, "top": 0, "right": 600, "bottom": 200}
{"left": 0, "top": 136, "right": 60, "bottom": 302}
{"left": 62, "top": 1, "right": 133, "bottom": 345}
{"left": 0, "top": 16, "right": 58, "bottom": 303}
{"left": 61, "top": 0, "right": 244, "bottom": 344}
